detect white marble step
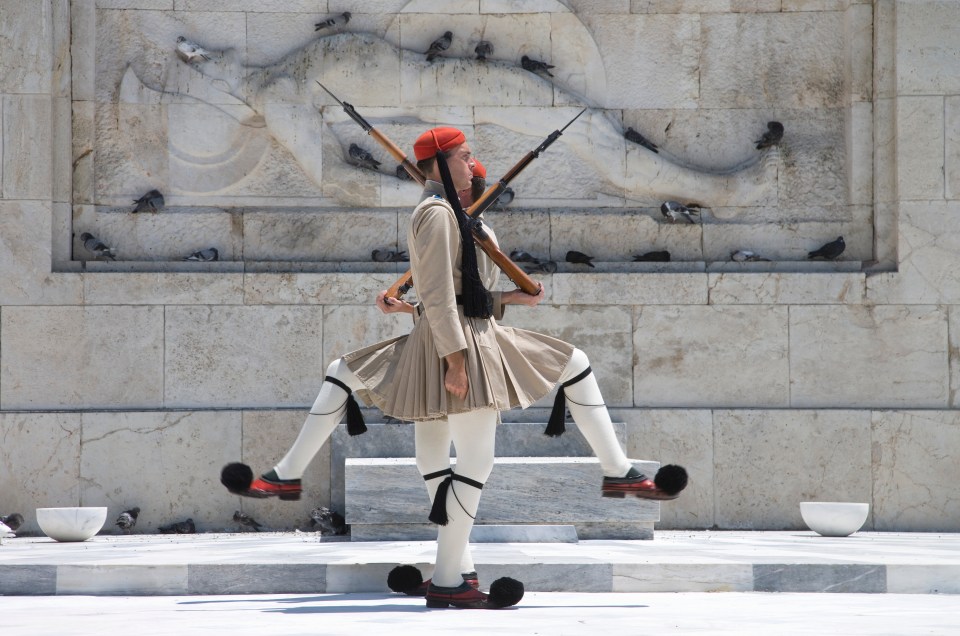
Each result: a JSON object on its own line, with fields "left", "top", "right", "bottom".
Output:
{"left": 345, "top": 456, "right": 660, "bottom": 541}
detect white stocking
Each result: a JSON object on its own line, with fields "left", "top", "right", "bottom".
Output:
{"left": 274, "top": 358, "right": 363, "bottom": 480}
{"left": 431, "top": 409, "right": 497, "bottom": 587}
{"left": 559, "top": 349, "right": 633, "bottom": 478}
{"left": 415, "top": 420, "right": 476, "bottom": 576}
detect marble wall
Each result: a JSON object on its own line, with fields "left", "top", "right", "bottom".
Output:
{"left": 2, "top": 0, "right": 960, "bottom": 535}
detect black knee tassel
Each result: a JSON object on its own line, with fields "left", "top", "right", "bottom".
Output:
{"left": 428, "top": 473, "right": 484, "bottom": 526}
{"left": 324, "top": 375, "right": 367, "bottom": 436}
{"left": 428, "top": 475, "right": 454, "bottom": 525}
{"left": 545, "top": 366, "right": 593, "bottom": 437}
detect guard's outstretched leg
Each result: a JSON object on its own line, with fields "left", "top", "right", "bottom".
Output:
{"left": 553, "top": 349, "right": 688, "bottom": 500}
{"left": 220, "top": 358, "right": 365, "bottom": 500}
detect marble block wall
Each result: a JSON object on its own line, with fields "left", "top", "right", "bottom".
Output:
{"left": 2, "top": 0, "right": 960, "bottom": 535}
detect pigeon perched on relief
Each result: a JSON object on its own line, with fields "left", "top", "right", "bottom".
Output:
{"left": 314, "top": 11, "right": 351, "bottom": 31}
{"left": 660, "top": 201, "right": 700, "bottom": 224}
{"left": 509, "top": 250, "right": 540, "bottom": 264}
{"left": 158, "top": 518, "right": 195, "bottom": 534}
{"left": 309, "top": 506, "right": 348, "bottom": 536}
{"left": 624, "top": 128, "right": 659, "bottom": 154}
{"left": 81, "top": 232, "right": 117, "bottom": 261}
{"left": 807, "top": 236, "right": 845, "bottom": 260}
{"left": 0, "top": 513, "right": 24, "bottom": 533}
{"left": 474, "top": 40, "right": 494, "bottom": 61}
{"left": 372, "top": 249, "right": 408, "bottom": 263}
{"left": 233, "top": 510, "right": 262, "bottom": 532}
{"left": 566, "top": 250, "right": 595, "bottom": 267}
{"left": 521, "top": 55, "right": 555, "bottom": 77}
{"left": 755, "top": 121, "right": 784, "bottom": 150}
{"left": 184, "top": 247, "right": 219, "bottom": 262}
{"left": 425, "top": 31, "right": 453, "bottom": 62}
{"left": 731, "top": 250, "right": 771, "bottom": 262}
{"left": 132, "top": 189, "right": 164, "bottom": 213}
{"left": 115, "top": 507, "right": 140, "bottom": 533}
{"left": 395, "top": 164, "right": 415, "bottom": 181}
{"left": 633, "top": 250, "right": 671, "bottom": 262}
{"left": 348, "top": 143, "right": 381, "bottom": 170}
{"left": 524, "top": 260, "right": 558, "bottom": 274}
{"left": 176, "top": 36, "right": 212, "bottom": 63}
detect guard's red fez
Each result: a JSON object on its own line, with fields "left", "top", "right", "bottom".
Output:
{"left": 472, "top": 157, "right": 486, "bottom": 179}
{"left": 413, "top": 127, "right": 466, "bottom": 161}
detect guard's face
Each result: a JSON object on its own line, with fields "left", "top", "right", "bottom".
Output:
{"left": 446, "top": 143, "right": 475, "bottom": 193}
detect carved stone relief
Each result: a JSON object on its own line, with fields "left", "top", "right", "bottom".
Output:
{"left": 72, "top": 1, "right": 873, "bottom": 268}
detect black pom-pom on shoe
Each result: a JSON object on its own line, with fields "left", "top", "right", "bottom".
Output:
{"left": 220, "top": 462, "right": 254, "bottom": 494}
{"left": 387, "top": 565, "right": 424, "bottom": 593}
{"left": 654, "top": 464, "right": 688, "bottom": 496}
{"left": 488, "top": 577, "right": 524, "bottom": 608}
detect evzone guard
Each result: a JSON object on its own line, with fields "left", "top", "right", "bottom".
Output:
{"left": 221, "top": 108, "right": 687, "bottom": 609}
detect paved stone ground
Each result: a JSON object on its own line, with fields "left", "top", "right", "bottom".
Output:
{"left": 4, "top": 591, "right": 960, "bottom": 635}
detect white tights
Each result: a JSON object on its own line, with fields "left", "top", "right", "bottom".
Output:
{"left": 272, "top": 349, "right": 631, "bottom": 585}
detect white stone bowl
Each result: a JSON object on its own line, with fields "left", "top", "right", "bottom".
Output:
{"left": 36, "top": 507, "right": 108, "bottom": 542}
{"left": 800, "top": 502, "right": 869, "bottom": 537}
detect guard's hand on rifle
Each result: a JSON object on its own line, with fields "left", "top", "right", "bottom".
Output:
{"left": 376, "top": 290, "right": 415, "bottom": 315}
{"left": 504, "top": 285, "right": 544, "bottom": 308}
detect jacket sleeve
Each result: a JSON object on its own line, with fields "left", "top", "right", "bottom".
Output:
{"left": 412, "top": 201, "right": 468, "bottom": 358}
{"left": 490, "top": 291, "right": 506, "bottom": 321}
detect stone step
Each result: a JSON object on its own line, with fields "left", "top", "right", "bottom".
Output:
{"left": 329, "top": 421, "right": 627, "bottom": 513}
{"left": 1, "top": 532, "right": 955, "bottom": 596}
{"left": 345, "top": 457, "right": 660, "bottom": 541}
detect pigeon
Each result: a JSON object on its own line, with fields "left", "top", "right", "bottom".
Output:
{"left": 309, "top": 506, "right": 348, "bottom": 536}
{"left": 633, "top": 250, "right": 671, "bottom": 262}
{"left": 425, "top": 31, "right": 453, "bottom": 62}
{"left": 371, "top": 249, "right": 408, "bottom": 262}
{"left": 731, "top": 250, "right": 771, "bottom": 262}
{"left": 509, "top": 249, "right": 541, "bottom": 263}
{"left": 132, "top": 189, "right": 164, "bottom": 213}
{"left": 80, "top": 232, "right": 117, "bottom": 260}
{"left": 495, "top": 187, "right": 515, "bottom": 207}
{"left": 184, "top": 247, "right": 219, "bottom": 262}
{"left": 755, "top": 121, "right": 784, "bottom": 150}
{"left": 233, "top": 510, "right": 262, "bottom": 532}
{"left": 521, "top": 55, "right": 555, "bottom": 77}
{"left": 158, "top": 518, "right": 195, "bottom": 534}
{"left": 474, "top": 40, "right": 494, "bottom": 61}
{"left": 0, "top": 520, "right": 12, "bottom": 540}
{"left": 807, "top": 236, "right": 845, "bottom": 260}
{"left": 348, "top": 143, "right": 381, "bottom": 170}
{"left": 524, "top": 260, "right": 558, "bottom": 274}
{"left": 566, "top": 250, "right": 595, "bottom": 267}
{"left": 660, "top": 201, "right": 700, "bottom": 224}
{"left": 624, "top": 127, "right": 659, "bottom": 154}
{"left": 115, "top": 507, "right": 140, "bottom": 532}
{"left": 0, "top": 513, "right": 24, "bottom": 532}
{"left": 314, "top": 11, "right": 351, "bottom": 31}
{"left": 395, "top": 164, "right": 415, "bottom": 181}
{"left": 176, "top": 36, "right": 212, "bottom": 63}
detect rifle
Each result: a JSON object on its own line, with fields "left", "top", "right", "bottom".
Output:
{"left": 317, "top": 82, "right": 584, "bottom": 298}
{"left": 316, "top": 81, "right": 424, "bottom": 184}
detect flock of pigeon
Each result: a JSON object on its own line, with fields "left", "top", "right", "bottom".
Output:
{"left": 89, "top": 19, "right": 838, "bottom": 268}
{"left": 0, "top": 507, "right": 347, "bottom": 539}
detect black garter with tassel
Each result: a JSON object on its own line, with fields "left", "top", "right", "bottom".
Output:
{"left": 428, "top": 472, "right": 484, "bottom": 526}
{"left": 545, "top": 365, "right": 593, "bottom": 437}
{"left": 323, "top": 375, "right": 367, "bottom": 436}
